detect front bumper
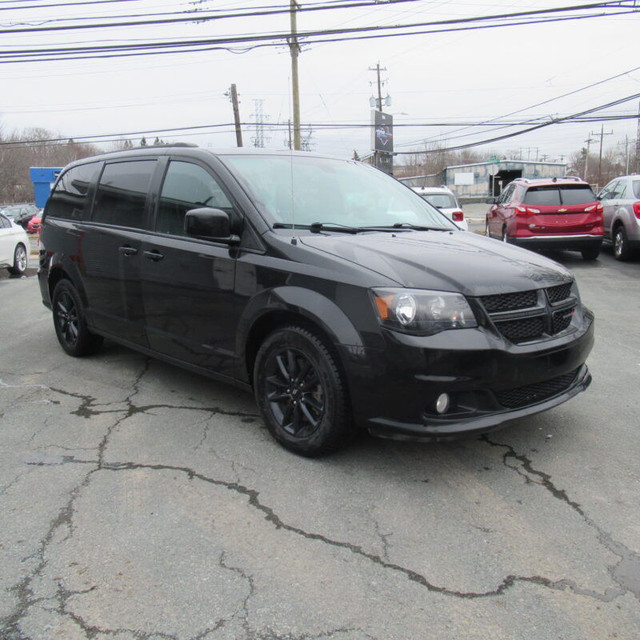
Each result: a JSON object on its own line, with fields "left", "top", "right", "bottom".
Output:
{"left": 340, "top": 310, "right": 594, "bottom": 441}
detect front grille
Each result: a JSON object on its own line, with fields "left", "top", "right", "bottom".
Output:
{"left": 552, "top": 308, "right": 575, "bottom": 334}
{"left": 478, "top": 281, "right": 575, "bottom": 344}
{"left": 480, "top": 290, "right": 537, "bottom": 313}
{"left": 494, "top": 316, "right": 545, "bottom": 343}
{"left": 547, "top": 283, "right": 572, "bottom": 304}
{"left": 495, "top": 369, "right": 578, "bottom": 409}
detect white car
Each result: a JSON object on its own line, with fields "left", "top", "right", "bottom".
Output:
{"left": 412, "top": 186, "right": 468, "bottom": 231}
{"left": 0, "top": 213, "right": 29, "bottom": 276}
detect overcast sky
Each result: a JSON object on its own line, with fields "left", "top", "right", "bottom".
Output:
{"left": 1, "top": 0, "right": 639, "bottom": 164}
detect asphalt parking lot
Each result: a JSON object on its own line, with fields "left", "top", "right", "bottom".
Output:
{"left": 1, "top": 240, "right": 639, "bottom": 639}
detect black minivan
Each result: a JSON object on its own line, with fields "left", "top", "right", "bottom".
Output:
{"left": 38, "top": 146, "right": 594, "bottom": 456}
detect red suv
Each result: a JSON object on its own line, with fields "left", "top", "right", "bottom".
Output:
{"left": 485, "top": 177, "right": 604, "bottom": 260}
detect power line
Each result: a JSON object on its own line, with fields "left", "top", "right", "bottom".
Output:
{"left": 0, "top": 0, "right": 417, "bottom": 26}
{"left": 393, "top": 91, "right": 640, "bottom": 155}
{"left": 1, "top": 96, "right": 638, "bottom": 149}
{"left": 396, "top": 64, "right": 640, "bottom": 149}
{"left": 0, "top": 2, "right": 637, "bottom": 64}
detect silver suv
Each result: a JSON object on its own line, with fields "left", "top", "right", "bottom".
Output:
{"left": 598, "top": 175, "right": 640, "bottom": 260}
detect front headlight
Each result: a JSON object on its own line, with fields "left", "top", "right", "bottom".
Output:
{"left": 371, "top": 288, "right": 477, "bottom": 335}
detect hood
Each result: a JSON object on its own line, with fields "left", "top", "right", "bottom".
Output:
{"left": 298, "top": 230, "right": 572, "bottom": 296}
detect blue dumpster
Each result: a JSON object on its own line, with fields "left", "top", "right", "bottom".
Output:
{"left": 30, "top": 167, "right": 62, "bottom": 208}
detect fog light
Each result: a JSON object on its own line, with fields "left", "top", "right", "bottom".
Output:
{"left": 435, "top": 393, "right": 450, "bottom": 414}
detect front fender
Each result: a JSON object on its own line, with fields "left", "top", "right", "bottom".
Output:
{"left": 237, "top": 285, "right": 365, "bottom": 354}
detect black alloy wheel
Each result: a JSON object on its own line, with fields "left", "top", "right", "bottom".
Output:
{"left": 8, "top": 244, "right": 27, "bottom": 275}
{"left": 253, "top": 326, "right": 353, "bottom": 456}
{"left": 52, "top": 280, "right": 103, "bottom": 357}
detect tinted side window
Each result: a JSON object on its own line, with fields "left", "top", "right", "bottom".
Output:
{"left": 632, "top": 180, "right": 640, "bottom": 199}
{"left": 499, "top": 183, "right": 516, "bottom": 204}
{"left": 0, "top": 214, "right": 10, "bottom": 229}
{"left": 92, "top": 160, "right": 156, "bottom": 228}
{"left": 156, "top": 161, "right": 233, "bottom": 236}
{"left": 47, "top": 162, "right": 98, "bottom": 221}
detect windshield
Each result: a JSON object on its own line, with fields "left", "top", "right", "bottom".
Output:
{"left": 221, "top": 154, "right": 456, "bottom": 230}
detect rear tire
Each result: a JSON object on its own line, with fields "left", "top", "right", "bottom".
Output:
{"left": 8, "top": 244, "right": 27, "bottom": 276}
{"left": 253, "top": 325, "right": 353, "bottom": 457}
{"left": 613, "top": 225, "right": 631, "bottom": 261}
{"left": 52, "top": 280, "right": 103, "bottom": 357}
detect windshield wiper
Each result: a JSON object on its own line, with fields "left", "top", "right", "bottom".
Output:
{"left": 391, "top": 223, "right": 449, "bottom": 231}
{"left": 272, "top": 222, "right": 360, "bottom": 233}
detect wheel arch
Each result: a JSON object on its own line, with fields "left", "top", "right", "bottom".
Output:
{"left": 46, "top": 255, "right": 90, "bottom": 309}
{"left": 240, "top": 286, "right": 364, "bottom": 388}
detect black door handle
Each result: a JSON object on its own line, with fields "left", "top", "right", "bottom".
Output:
{"left": 143, "top": 250, "right": 164, "bottom": 262}
{"left": 119, "top": 246, "right": 138, "bottom": 256}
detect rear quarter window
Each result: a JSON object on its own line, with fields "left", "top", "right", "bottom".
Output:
{"left": 46, "top": 162, "right": 99, "bottom": 221}
{"left": 632, "top": 180, "right": 640, "bottom": 199}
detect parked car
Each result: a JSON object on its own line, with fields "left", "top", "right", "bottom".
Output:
{"left": 27, "top": 214, "right": 42, "bottom": 234}
{"left": 38, "top": 147, "right": 594, "bottom": 456}
{"left": 485, "top": 177, "right": 603, "bottom": 260}
{"left": 597, "top": 175, "right": 640, "bottom": 260}
{"left": 0, "top": 203, "right": 39, "bottom": 230}
{"left": 0, "top": 213, "right": 29, "bottom": 276}
{"left": 411, "top": 186, "right": 468, "bottom": 230}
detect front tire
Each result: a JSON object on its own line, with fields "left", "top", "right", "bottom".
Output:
{"left": 613, "top": 225, "right": 631, "bottom": 261}
{"left": 52, "top": 280, "right": 103, "bottom": 357}
{"left": 485, "top": 219, "right": 491, "bottom": 238}
{"left": 253, "top": 326, "right": 353, "bottom": 456}
{"left": 501, "top": 226, "right": 509, "bottom": 243}
{"left": 8, "top": 244, "right": 27, "bottom": 275}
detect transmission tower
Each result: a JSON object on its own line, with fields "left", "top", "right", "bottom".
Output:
{"left": 251, "top": 99, "right": 270, "bottom": 148}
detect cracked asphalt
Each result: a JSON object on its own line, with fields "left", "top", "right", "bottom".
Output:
{"left": 1, "top": 249, "right": 639, "bottom": 640}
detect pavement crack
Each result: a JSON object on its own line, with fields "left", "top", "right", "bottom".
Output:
{"left": 1, "top": 468, "right": 95, "bottom": 639}
{"left": 100, "top": 461, "right": 624, "bottom": 603}
{"left": 219, "top": 551, "right": 255, "bottom": 635}
{"left": 481, "top": 434, "right": 584, "bottom": 515}
{"left": 482, "top": 434, "right": 639, "bottom": 602}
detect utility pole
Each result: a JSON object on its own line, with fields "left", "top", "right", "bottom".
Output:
{"left": 591, "top": 124, "right": 613, "bottom": 188}
{"left": 583, "top": 136, "right": 594, "bottom": 182}
{"left": 226, "top": 84, "right": 243, "bottom": 147}
{"left": 624, "top": 135, "right": 630, "bottom": 175}
{"left": 289, "top": 0, "right": 301, "bottom": 151}
{"left": 369, "top": 62, "right": 387, "bottom": 111}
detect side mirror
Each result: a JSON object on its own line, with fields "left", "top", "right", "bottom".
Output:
{"left": 185, "top": 208, "right": 240, "bottom": 244}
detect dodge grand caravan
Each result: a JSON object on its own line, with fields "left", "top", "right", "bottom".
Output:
{"left": 38, "top": 147, "right": 594, "bottom": 456}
